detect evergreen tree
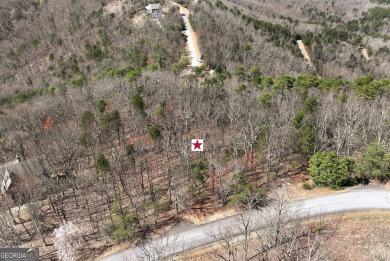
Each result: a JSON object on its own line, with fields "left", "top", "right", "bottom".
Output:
{"left": 358, "top": 143, "right": 390, "bottom": 181}
{"left": 308, "top": 151, "right": 355, "bottom": 189}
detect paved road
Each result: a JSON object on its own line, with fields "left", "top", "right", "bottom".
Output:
{"left": 99, "top": 185, "right": 390, "bottom": 261}
{"left": 171, "top": 2, "right": 202, "bottom": 67}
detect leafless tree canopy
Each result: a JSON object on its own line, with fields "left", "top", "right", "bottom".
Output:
{"left": 54, "top": 222, "right": 83, "bottom": 261}
{"left": 0, "top": 0, "right": 389, "bottom": 259}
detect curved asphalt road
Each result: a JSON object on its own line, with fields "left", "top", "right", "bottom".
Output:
{"left": 99, "top": 185, "right": 390, "bottom": 261}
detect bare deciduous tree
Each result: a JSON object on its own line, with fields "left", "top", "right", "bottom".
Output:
{"left": 122, "top": 235, "right": 180, "bottom": 261}
{"left": 207, "top": 189, "right": 338, "bottom": 261}
{"left": 54, "top": 222, "right": 83, "bottom": 261}
{"left": 369, "top": 227, "right": 390, "bottom": 261}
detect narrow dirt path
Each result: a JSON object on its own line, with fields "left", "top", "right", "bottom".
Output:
{"left": 361, "top": 48, "right": 370, "bottom": 61}
{"left": 297, "top": 40, "right": 313, "bottom": 66}
{"left": 172, "top": 1, "right": 202, "bottom": 67}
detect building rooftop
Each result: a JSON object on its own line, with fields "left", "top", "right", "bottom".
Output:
{"left": 145, "top": 3, "right": 161, "bottom": 11}
{"left": 0, "top": 157, "right": 46, "bottom": 193}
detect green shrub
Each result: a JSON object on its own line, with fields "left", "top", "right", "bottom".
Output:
{"left": 308, "top": 151, "right": 355, "bottom": 189}
{"left": 105, "top": 199, "right": 138, "bottom": 242}
{"left": 259, "top": 76, "right": 273, "bottom": 90}
{"left": 79, "top": 132, "right": 88, "bottom": 146}
{"left": 229, "top": 172, "right": 266, "bottom": 207}
{"left": 364, "top": 7, "right": 390, "bottom": 21}
{"left": 296, "top": 74, "right": 319, "bottom": 89}
{"left": 156, "top": 101, "right": 166, "bottom": 118}
{"left": 215, "top": 0, "right": 228, "bottom": 10}
{"left": 250, "top": 66, "right": 262, "bottom": 82}
{"left": 318, "top": 77, "right": 345, "bottom": 90}
{"left": 354, "top": 79, "right": 390, "bottom": 99}
{"left": 125, "top": 144, "right": 135, "bottom": 157}
{"left": 303, "top": 97, "right": 318, "bottom": 113}
{"left": 292, "top": 110, "right": 304, "bottom": 129}
{"left": 355, "top": 76, "right": 373, "bottom": 86}
{"left": 85, "top": 42, "right": 104, "bottom": 61}
{"left": 233, "top": 66, "right": 246, "bottom": 80}
{"left": 192, "top": 65, "right": 206, "bottom": 76}
{"left": 148, "top": 126, "right": 161, "bottom": 140}
{"left": 68, "top": 74, "right": 86, "bottom": 87}
{"left": 299, "top": 124, "right": 316, "bottom": 156}
{"left": 230, "top": 6, "right": 242, "bottom": 16}
{"left": 258, "top": 93, "right": 273, "bottom": 107}
{"left": 0, "top": 89, "right": 42, "bottom": 108}
{"left": 0, "top": 136, "right": 5, "bottom": 146}
{"left": 42, "top": 85, "right": 55, "bottom": 93}
{"left": 104, "top": 66, "right": 136, "bottom": 77}
{"left": 125, "top": 68, "right": 142, "bottom": 82}
{"left": 125, "top": 144, "right": 135, "bottom": 166}
{"left": 14, "top": 90, "right": 39, "bottom": 104}
{"left": 80, "top": 111, "right": 94, "bottom": 129}
{"left": 272, "top": 75, "right": 296, "bottom": 92}
{"left": 323, "top": 27, "right": 350, "bottom": 43}
{"left": 129, "top": 92, "right": 144, "bottom": 112}
{"left": 171, "top": 56, "right": 190, "bottom": 74}
{"left": 357, "top": 143, "right": 390, "bottom": 181}
{"left": 235, "top": 84, "right": 247, "bottom": 94}
{"left": 100, "top": 110, "right": 121, "bottom": 130}
{"left": 96, "top": 154, "right": 110, "bottom": 176}
{"left": 96, "top": 100, "right": 106, "bottom": 113}
{"left": 193, "top": 159, "right": 207, "bottom": 185}
{"left": 302, "top": 182, "right": 312, "bottom": 190}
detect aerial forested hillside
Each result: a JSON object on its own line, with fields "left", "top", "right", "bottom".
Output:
{"left": 0, "top": 0, "right": 390, "bottom": 260}
{"left": 0, "top": 0, "right": 185, "bottom": 98}
{"left": 191, "top": 0, "right": 390, "bottom": 79}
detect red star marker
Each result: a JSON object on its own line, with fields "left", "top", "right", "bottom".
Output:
{"left": 193, "top": 140, "right": 202, "bottom": 149}
{"left": 191, "top": 139, "right": 203, "bottom": 151}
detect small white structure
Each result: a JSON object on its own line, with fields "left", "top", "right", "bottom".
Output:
{"left": 145, "top": 3, "right": 161, "bottom": 18}
{"left": 1, "top": 169, "right": 12, "bottom": 194}
{"left": 0, "top": 158, "right": 19, "bottom": 194}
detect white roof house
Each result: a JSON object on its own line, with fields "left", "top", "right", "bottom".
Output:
{"left": 145, "top": 3, "right": 161, "bottom": 18}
